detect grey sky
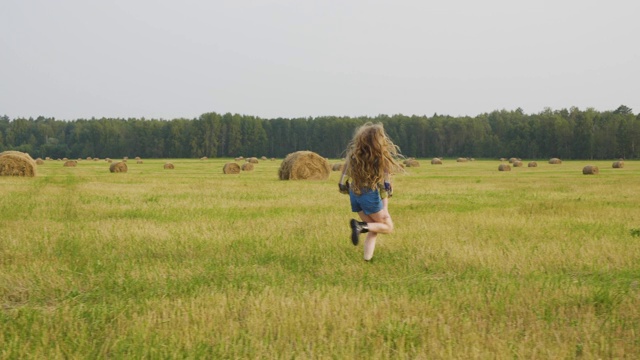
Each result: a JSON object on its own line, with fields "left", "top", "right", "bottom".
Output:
{"left": 2, "top": 0, "right": 639, "bottom": 120}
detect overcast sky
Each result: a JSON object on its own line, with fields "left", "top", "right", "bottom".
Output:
{"left": 2, "top": 0, "right": 639, "bottom": 120}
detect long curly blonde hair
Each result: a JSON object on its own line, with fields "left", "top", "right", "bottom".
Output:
{"left": 345, "top": 122, "right": 403, "bottom": 195}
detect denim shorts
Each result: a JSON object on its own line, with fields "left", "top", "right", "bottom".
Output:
{"left": 349, "top": 188, "right": 383, "bottom": 215}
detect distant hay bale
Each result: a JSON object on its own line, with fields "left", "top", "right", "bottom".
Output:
{"left": 456, "top": 157, "right": 468, "bottom": 162}
{"left": 86, "top": 157, "right": 92, "bottom": 160}
{"left": 332, "top": 163, "right": 344, "bottom": 171}
{"left": 109, "top": 161, "right": 128, "bottom": 173}
{"left": 404, "top": 159, "right": 420, "bottom": 167}
{"left": 93, "top": 158, "right": 100, "bottom": 161}
{"left": 498, "top": 164, "right": 511, "bottom": 171}
{"left": 278, "top": 151, "right": 331, "bottom": 180}
{"left": 499, "top": 158, "right": 507, "bottom": 161}
{"left": 123, "top": 156, "right": 129, "bottom": 160}
{"left": 135, "top": 156, "right": 141, "bottom": 160}
{"left": 509, "top": 157, "right": 518, "bottom": 163}
{"left": 63, "top": 160, "right": 77, "bottom": 167}
{"left": 582, "top": 165, "right": 599, "bottom": 175}
{"left": 612, "top": 161, "right": 624, "bottom": 168}
{"left": 512, "top": 160, "right": 523, "bottom": 167}
{"left": 241, "top": 163, "right": 254, "bottom": 171}
{"left": 45, "top": 157, "right": 51, "bottom": 161}
{"left": 137, "top": 160, "right": 143, "bottom": 164}
{"left": 549, "top": 158, "right": 562, "bottom": 164}
{"left": 0, "top": 151, "right": 37, "bottom": 177}
{"left": 63, "top": 158, "right": 68, "bottom": 161}
{"left": 261, "top": 156, "right": 267, "bottom": 160}
{"left": 248, "top": 157, "right": 259, "bottom": 164}
{"left": 223, "top": 162, "right": 241, "bottom": 174}
{"left": 528, "top": 161, "right": 538, "bottom": 167}
{"left": 164, "top": 163, "right": 175, "bottom": 170}
{"left": 36, "top": 158, "right": 45, "bottom": 165}
{"left": 431, "top": 158, "right": 443, "bottom": 165}
{"left": 107, "top": 159, "right": 113, "bottom": 163}
{"left": 200, "top": 157, "right": 208, "bottom": 160}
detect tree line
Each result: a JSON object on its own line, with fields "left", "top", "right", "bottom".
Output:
{"left": 1, "top": 105, "right": 638, "bottom": 160}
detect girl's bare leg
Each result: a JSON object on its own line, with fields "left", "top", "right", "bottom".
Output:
{"left": 358, "top": 198, "right": 392, "bottom": 261}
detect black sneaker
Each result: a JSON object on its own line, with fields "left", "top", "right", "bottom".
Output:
{"left": 350, "top": 219, "right": 368, "bottom": 246}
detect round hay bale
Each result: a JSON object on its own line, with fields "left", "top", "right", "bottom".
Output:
{"left": 261, "top": 156, "right": 267, "bottom": 160}
{"left": 109, "top": 161, "right": 128, "bottom": 173}
{"left": 93, "top": 158, "right": 100, "bottom": 161}
{"left": 248, "top": 157, "right": 259, "bottom": 164}
{"left": 45, "top": 157, "right": 51, "bottom": 160}
{"left": 200, "top": 157, "right": 208, "bottom": 160}
{"left": 332, "top": 163, "right": 344, "bottom": 171}
{"left": 612, "top": 161, "right": 624, "bottom": 168}
{"left": 137, "top": 160, "right": 143, "bottom": 164}
{"left": 456, "top": 157, "right": 468, "bottom": 162}
{"left": 528, "top": 161, "right": 538, "bottom": 167}
{"left": 86, "top": 157, "right": 92, "bottom": 160}
{"left": 63, "top": 160, "right": 77, "bottom": 167}
{"left": 223, "top": 162, "right": 241, "bottom": 174}
{"left": 513, "top": 160, "right": 523, "bottom": 167}
{"left": 431, "top": 158, "right": 443, "bottom": 165}
{"left": 164, "top": 163, "right": 175, "bottom": 169}
{"left": 241, "top": 163, "right": 254, "bottom": 171}
{"left": 498, "top": 164, "right": 511, "bottom": 171}
{"left": 500, "top": 158, "right": 507, "bottom": 161}
{"left": 549, "top": 158, "right": 562, "bottom": 164}
{"left": 278, "top": 151, "right": 331, "bottom": 180}
{"left": 404, "top": 159, "right": 420, "bottom": 167}
{"left": 107, "top": 159, "right": 113, "bottom": 163}
{"left": 36, "top": 158, "right": 45, "bottom": 165}
{"left": 508, "top": 157, "right": 518, "bottom": 163}
{"left": 135, "top": 156, "right": 141, "bottom": 160}
{"left": 582, "top": 165, "right": 599, "bottom": 175}
{"left": 0, "top": 151, "right": 37, "bottom": 177}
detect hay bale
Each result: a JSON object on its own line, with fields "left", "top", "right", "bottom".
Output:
{"left": 499, "top": 158, "right": 507, "bottom": 161}
{"left": 456, "top": 157, "right": 468, "bottom": 162}
{"left": 63, "top": 160, "right": 77, "bottom": 167}
{"left": 241, "top": 163, "right": 254, "bottom": 171}
{"left": 332, "top": 163, "right": 344, "bottom": 171}
{"left": 278, "top": 151, "right": 331, "bottom": 180}
{"left": 528, "top": 161, "right": 538, "bottom": 167}
{"left": 109, "top": 161, "right": 128, "bottom": 173}
{"left": 36, "top": 158, "right": 45, "bottom": 165}
{"left": 223, "top": 162, "right": 241, "bottom": 174}
{"left": 248, "top": 157, "right": 259, "bottom": 164}
{"left": 404, "top": 159, "right": 420, "bottom": 167}
{"left": 509, "top": 157, "right": 518, "bottom": 163}
{"left": 0, "top": 151, "right": 37, "bottom": 177}
{"left": 164, "top": 163, "right": 175, "bottom": 169}
{"left": 137, "top": 160, "right": 143, "bottom": 164}
{"left": 135, "top": 156, "right": 141, "bottom": 160}
{"left": 200, "top": 157, "right": 208, "bottom": 160}
{"left": 498, "top": 164, "right": 511, "bottom": 171}
{"left": 582, "top": 165, "right": 599, "bottom": 175}
{"left": 261, "top": 156, "right": 267, "bottom": 160}
{"left": 612, "top": 161, "right": 624, "bottom": 168}
{"left": 549, "top": 158, "right": 562, "bottom": 164}
{"left": 431, "top": 158, "right": 443, "bottom": 165}
{"left": 513, "top": 160, "right": 523, "bottom": 167}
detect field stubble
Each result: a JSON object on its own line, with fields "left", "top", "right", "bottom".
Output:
{"left": 1, "top": 158, "right": 640, "bottom": 359}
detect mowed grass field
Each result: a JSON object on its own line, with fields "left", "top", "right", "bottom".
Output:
{"left": 1, "top": 157, "right": 640, "bottom": 359}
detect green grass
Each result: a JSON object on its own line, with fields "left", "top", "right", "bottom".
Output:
{"left": 2, "top": 158, "right": 640, "bottom": 358}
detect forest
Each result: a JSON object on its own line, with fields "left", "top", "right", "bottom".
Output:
{"left": 1, "top": 105, "right": 638, "bottom": 160}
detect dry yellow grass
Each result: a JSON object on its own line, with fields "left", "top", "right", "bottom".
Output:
{"left": 1, "top": 159, "right": 639, "bottom": 358}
